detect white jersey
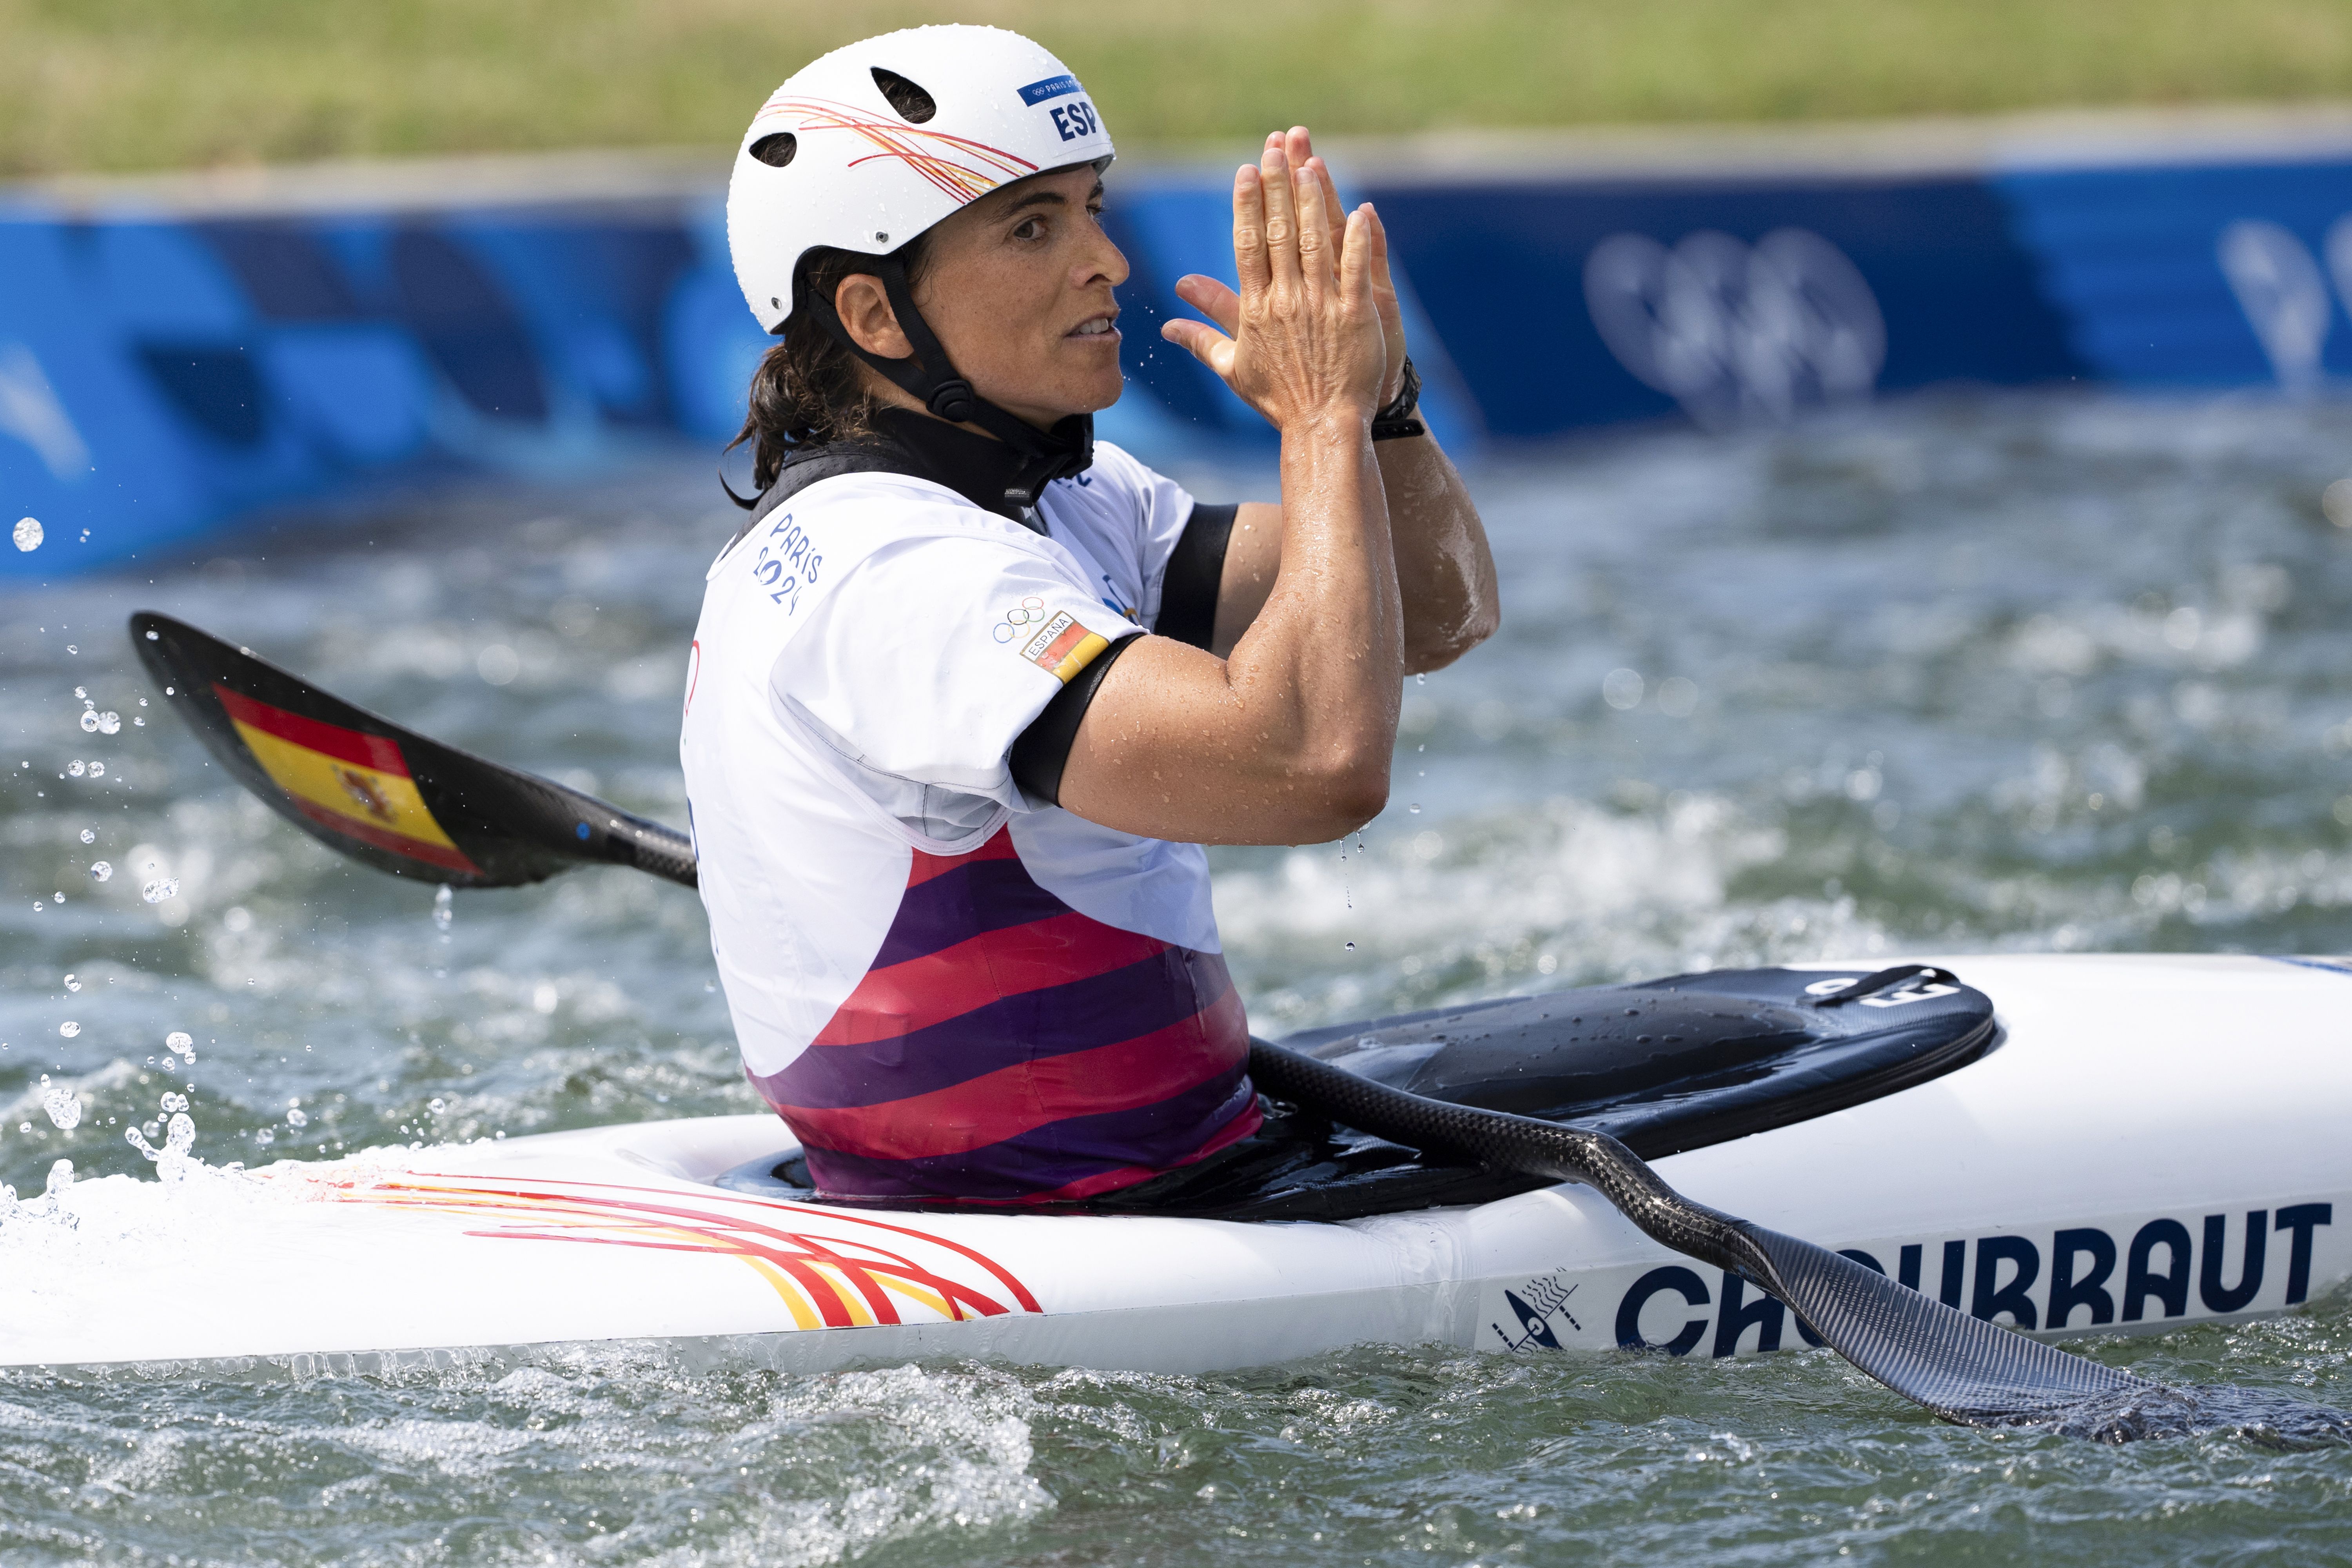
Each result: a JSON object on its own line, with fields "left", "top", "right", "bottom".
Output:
{"left": 681, "top": 440, "right": 1258, "bottom": 1203}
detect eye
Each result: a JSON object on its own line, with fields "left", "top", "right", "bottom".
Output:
{"left": 1011, "top": 216, "right": 1047, "bottom": 242}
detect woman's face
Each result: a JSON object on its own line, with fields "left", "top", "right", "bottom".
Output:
{"left": 849, "top": 163, "right": 1131, "bottom": 429}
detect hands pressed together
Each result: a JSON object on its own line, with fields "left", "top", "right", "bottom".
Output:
{"left": 1160, "top": 127, "right": 1407, "bottom": 439}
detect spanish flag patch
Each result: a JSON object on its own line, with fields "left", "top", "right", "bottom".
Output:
{"left": 214, "top": 686, "right": 480, "bottom": 876}
{"left": 1018, "top": 612, "right": 1109, "bottom": 684}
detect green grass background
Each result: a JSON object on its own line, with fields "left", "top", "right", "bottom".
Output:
{"left": 5, "top": 0, "right": 2351, "bottom": 176}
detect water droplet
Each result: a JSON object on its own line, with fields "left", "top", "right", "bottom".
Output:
{"left": 96, "top": 711, "right": 119, "bottom": 735}
{"left": 87, "top": 762, "right": 102, "bottom": 777}
{"left": 140, "top": 878, "right": 178, "bottom": 904}
{"left": 67, "top": 760, "right": 84, "bottom": 776}
{"left": 77, "top": 710, "right": 99, "bottom": 733}
{"left": 146, "top": 629, "right": 160, "bottom": 641}
{"left": 165, "top": 1112, "right": 194, "bottom": 1157}
{"left": 1344, "top": 941, "right": 1356, "bottom": 951}
{"left": 160, "top": 1092, "right": 188, "bottom": 1114}
{"left": 428, "top": 1098, "right": 447, "bottom": 1114}
{"left": 1414, "top": 672, "right": 1426, "bottom": 685}
{"left": 12, "top": 517, "right": 41, "bottom": 552}
{"left": 72, "top": 688, "right": 85, "bottom": 700}
{"left": 124, "top": 1126, "right": 159, "bottom": 1160}
{"left": 40, "top": 1083, "right": 80, "bottom": 1130}
{"left": 89, "top": 861, "right": 111, "bottom": 882}
{"left": 62, "top": 974, "right": 79, "bottom": 992}
{"left": 165, "top": 1031, "right": 192, "bottom": 1053}
{"left": 1408, "top": 803, "right": 1421, "bottom": 814}
{"left": 285, "top": 1107, "right": 308, "bottom": 1129}
{"left": 433, "top": 884, "right": 454, "bottom": 933}
{"left": 58, "top": 1021, "right": 79, "bottom": 1038}
{"left": 45, "top": 1160, "right": 74, "bottom": 1198}
{"left": 78, "top": 828, "right": 94, "bottom": 844}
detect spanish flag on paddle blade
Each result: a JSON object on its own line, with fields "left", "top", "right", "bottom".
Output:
{"left": 212, "top": 686, "right": 479, "bottom": 876}
{"left": 133, "top": 610, "right": 698, "bottom": 890}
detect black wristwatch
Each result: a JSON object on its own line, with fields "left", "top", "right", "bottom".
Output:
{"left": 1371, "top": 356, "right": 1425, "bottom": 441}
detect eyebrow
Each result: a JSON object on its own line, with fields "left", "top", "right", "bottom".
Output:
{"left": 998, "top": 179, "right": 1106, "bottom": 218}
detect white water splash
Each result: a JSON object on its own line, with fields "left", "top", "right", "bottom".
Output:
{"left": 40, "top": 1079, "right": 81, "bottom": 1131}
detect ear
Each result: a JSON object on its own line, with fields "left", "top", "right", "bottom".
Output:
{"left": 833, "top": 273, "right": 912, "bottom": 360}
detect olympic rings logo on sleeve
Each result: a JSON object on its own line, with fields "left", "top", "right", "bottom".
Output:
{"left": 990, "top": 596, "right": 1049, "bottom": 644}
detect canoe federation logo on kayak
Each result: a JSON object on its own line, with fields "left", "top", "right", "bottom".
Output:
{"left": 314, "top": 1172, "right": 1042, "bottom": 1332}
{"left": 1490, "top": 1198, "right": 2339, "bottom": 1359}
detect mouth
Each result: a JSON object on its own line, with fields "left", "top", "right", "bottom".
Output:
{"left": 1067, "top": 314, "right": 1120, "bottom": 342}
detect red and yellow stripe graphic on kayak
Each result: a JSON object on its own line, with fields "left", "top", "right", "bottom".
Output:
{"left": 214, "top": 686, "right": 479, "bottom": 876}
{"left": 323, "top": 1175, "right": 1041, "bottom": 1330}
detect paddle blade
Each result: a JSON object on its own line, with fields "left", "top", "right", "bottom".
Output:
{"left": 131, "top": 612, "right": 697, "bottom": 890}
{"left": 1750, "top": 1227, "right": 2146, "bottom": 1427}
{"left": 1749, "top": 1226, "right": 2352, "bottom": 1442}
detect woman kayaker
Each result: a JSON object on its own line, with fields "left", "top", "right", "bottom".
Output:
{"left": 681, "top": 25, "right": 1497, "bottom": 1205}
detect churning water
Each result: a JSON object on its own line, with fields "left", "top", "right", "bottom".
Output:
{"left": 4, "top": 388, "right": 2352, "bottom": 1564}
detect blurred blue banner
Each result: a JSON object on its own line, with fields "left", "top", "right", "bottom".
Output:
{"left": 4, "top": 140, "right": 2349, "bottom": 578}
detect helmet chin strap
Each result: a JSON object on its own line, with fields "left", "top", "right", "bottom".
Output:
{"left": 807, "top": 255, "right": 1094, "bottom": 510}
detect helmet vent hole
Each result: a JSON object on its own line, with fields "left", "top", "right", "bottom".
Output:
{"left": 748, "top": 132, "right": 797, "bottom": 168}
{"left": 871, "top": 69, "right": 936, "bottom": 124}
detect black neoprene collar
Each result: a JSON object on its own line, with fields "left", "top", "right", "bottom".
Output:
{"left": 728, "top": 405, "right": 1091, "bottom": 549}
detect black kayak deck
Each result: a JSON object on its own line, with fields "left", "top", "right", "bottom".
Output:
{"left": 721, "top": 965, "right": 1996, "bottom": 1221}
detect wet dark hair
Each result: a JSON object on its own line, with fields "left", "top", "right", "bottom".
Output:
{"left": 728, "top": 236, "right": 935, "bottom": 492}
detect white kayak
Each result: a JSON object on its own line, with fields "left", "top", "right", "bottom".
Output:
{"left": 3, "top": 953, "right": 2345, "bottom": 1375}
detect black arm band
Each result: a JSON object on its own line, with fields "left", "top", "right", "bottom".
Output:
{"left": 1155, "top": 501, "right": 1237, "bottom": 651}
{"left": 1009, "top": 632, "right": 1142, "bottom": 807}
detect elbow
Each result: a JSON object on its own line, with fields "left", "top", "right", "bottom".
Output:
{"left": 1403, "top": 601, "right": 1501, "bottom": 676}
{"left": 1299, "top": 746, "right": 1391, "bottom": 837}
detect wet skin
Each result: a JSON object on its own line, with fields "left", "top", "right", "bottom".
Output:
{"left": 832, "top": 129, "right": 1497, "bottom": 847}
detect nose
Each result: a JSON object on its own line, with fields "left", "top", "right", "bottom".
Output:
{"left": 1077, "top": 220, "right": 1130, "bottom": 292}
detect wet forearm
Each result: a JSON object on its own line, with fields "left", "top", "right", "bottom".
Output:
{"left": 1377, "top": 433, "right": 1497, "bottom": 673}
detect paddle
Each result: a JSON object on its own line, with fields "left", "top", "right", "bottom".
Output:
{"left": 129, "top": 609, "right": 2345, "bottom": 1442}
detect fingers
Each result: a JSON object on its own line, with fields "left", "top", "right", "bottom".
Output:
{"left": 1174, "top": 273, "right": 1242, "bottom": 336}
{"left": 1363, "top": 200, "right": 1393, "bottom": 293}
{"left": 1160, "top": 316, "right": 1236, "bottom": 378}
{"left": 1258, "top": 141, "right": 1305, "bottom": 296}
{"left": 1312, "top": 160, "right": 1346, "bottom": 238}
{"left": 1230, "top": 162, "right": 1271, "bottom": 300}
{"left": 1338, "top": 204, "right": 1373, "bottom": 310}
{"left": 1288, "top": 159, "right": 1329, "bottom": 304}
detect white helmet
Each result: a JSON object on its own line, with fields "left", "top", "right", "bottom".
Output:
{"left": 727, "top": 25, "right": 1115, "bottom": 336}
